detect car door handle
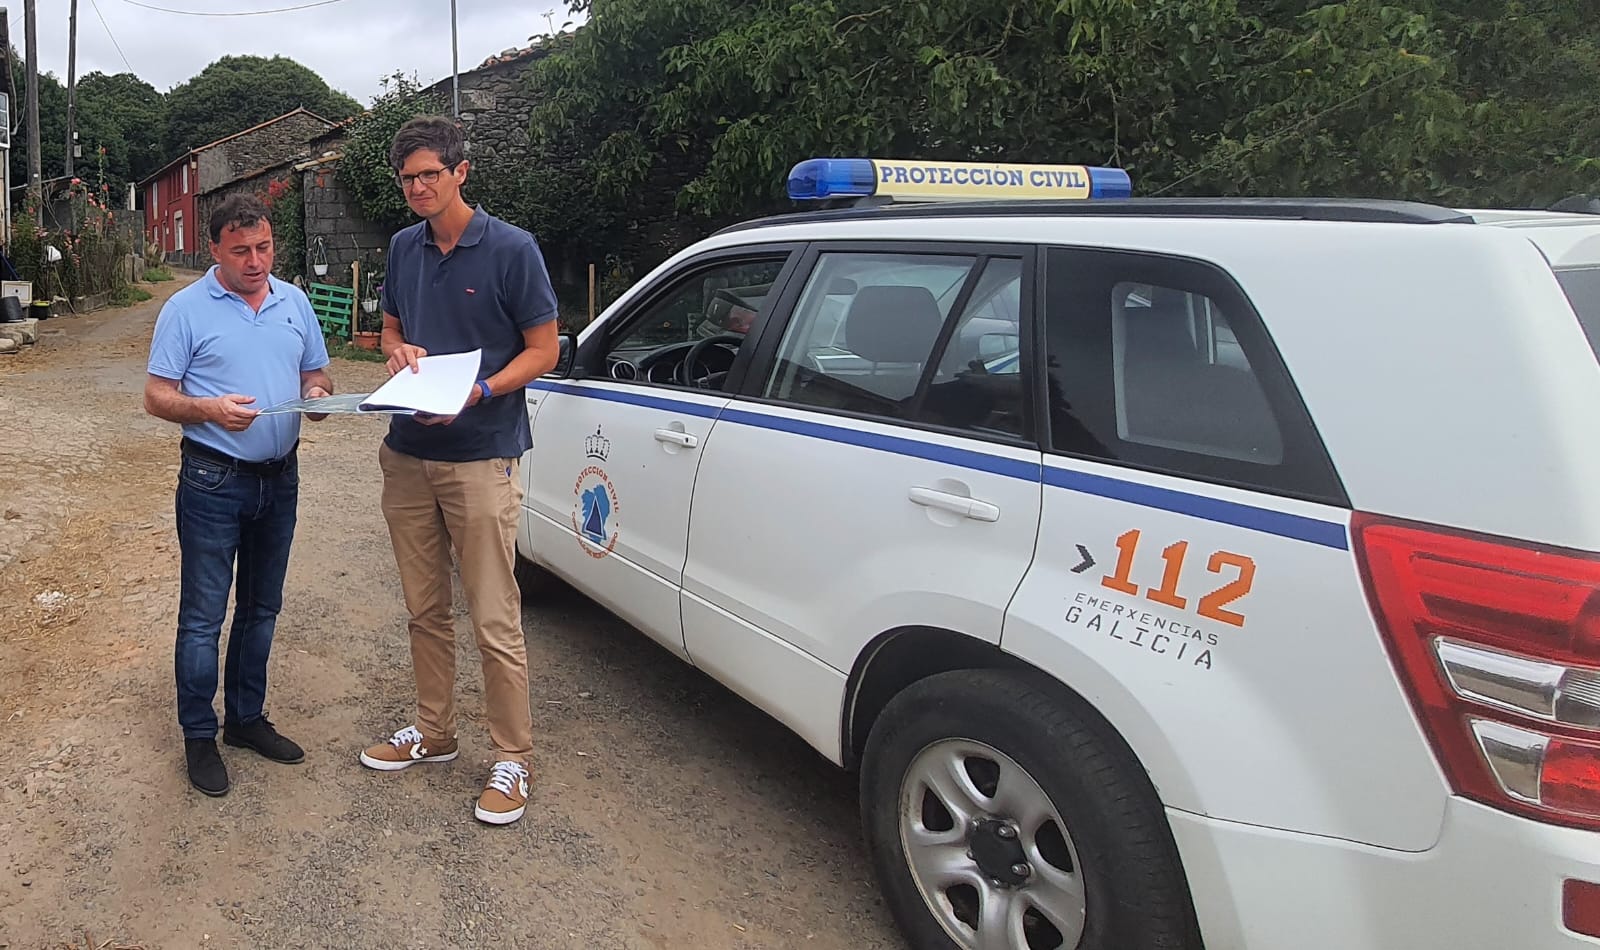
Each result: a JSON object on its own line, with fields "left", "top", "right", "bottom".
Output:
{"left": 908, "top": 487, "right": 1000, "bottom": 523}
{"left": 653, "top": 428, "right": 698, "bottom": 448}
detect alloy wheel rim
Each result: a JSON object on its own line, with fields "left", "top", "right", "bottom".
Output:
{"left": 898, "top": 738, "right": 1086, "bottom": 950}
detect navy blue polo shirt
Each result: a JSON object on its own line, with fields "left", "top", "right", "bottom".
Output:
{"left": 380, "top": 206, "right": 559, "bottom": 461}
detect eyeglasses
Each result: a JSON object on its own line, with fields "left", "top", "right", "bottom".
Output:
{"left": 396, "top": 163, "right": 459, "bottom": 189}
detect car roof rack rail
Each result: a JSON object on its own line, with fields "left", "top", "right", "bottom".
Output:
{"left": 717, "top": 196, "right": 1476, "bottom": 236}
{"left": 1549, "top": 194, "right": 1600, "bottom": 215}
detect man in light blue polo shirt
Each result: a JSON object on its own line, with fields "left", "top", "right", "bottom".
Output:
{"left": 144, "top": 193, "right": 334, "bottom": 798}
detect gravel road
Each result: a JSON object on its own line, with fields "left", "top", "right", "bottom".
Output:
{"left": 0, "top": 274, "right": 905, "bottom": 950}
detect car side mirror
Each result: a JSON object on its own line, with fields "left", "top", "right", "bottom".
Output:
{"left": 550, "top": 332, "right": 578, "bottom": 378}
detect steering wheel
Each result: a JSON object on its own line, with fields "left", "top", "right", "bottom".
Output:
{"left": 680, "top": 333, "right": 745, "bottom": 389}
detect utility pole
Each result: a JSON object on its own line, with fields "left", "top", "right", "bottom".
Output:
{"left": 0, "top": 8, "right": 13, "bottom": 133}
{"left": 23, "top": 0, "right": 39, "bottom": 224}
{"left": 0, "top": 6, "right": 12, "bottom": 247}
{"left": 65, "top": 0, "right": 77, "bottom": 177}
{"left": 450, "top": 0, "right": 460, "bottom": 118}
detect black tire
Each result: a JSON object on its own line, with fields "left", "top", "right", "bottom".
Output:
{"left": 513, "top": 553, "right": 556, "bottom": 602}
{"left": 859, "top": 669, "right": 1203, "bottom": 950}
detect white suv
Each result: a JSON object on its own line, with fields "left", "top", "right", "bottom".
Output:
{"left": 514, "top": 158, "right": 1600, "bottom": 950}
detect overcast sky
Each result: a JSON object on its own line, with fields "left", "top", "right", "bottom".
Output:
{"left": 12, "top": 0, "right": 584, "bottom": 104}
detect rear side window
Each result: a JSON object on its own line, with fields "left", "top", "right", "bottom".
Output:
{"left": 1041, "top": 247, "right": 1345, "bottom": 504}
{"left": 1110, "top": 280, "right": 1282, "bottom": 464}
{"left": 1555, "top": 266, "right": 1600, "bottom": 359}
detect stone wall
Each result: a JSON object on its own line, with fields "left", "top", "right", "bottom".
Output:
{"left": 287, "top": 59, "right": 547, "bottom": 303}
{"left": 197, "top": 111, "right": 336, "bottom": 194}
{"left": 302, "top": 160, "right": 393, "bottom": 297}
{"left": 193, "top": 168, "right": 284, "bottom": 271}
{"left": 290, "top": 45, "right": 718, "bottom": 319}
{"left": 452, "top": 61, "right": 535, "bottom": 171}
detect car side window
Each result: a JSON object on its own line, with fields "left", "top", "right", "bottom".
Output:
{"left": 602, "top": 257, "right": 789, "bottom": 387}
{"left": 1042, "top": 247, "right": 1344, "bottom": 503}
{"left": 1109, "top": 280, "right": 1281, "bottom": 463}
{"left": 759, "top": 251, "right": 1030, "bottom": 440}
{"left": 763, "top": 252, "right": 976, "bottom": 418}
{"left": 920, "top": 258, "right": 1027, "bottom": 438}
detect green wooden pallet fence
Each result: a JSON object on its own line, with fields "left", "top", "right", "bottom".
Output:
{"left": 308, "top": 282, "right": 356, "bottom": 340}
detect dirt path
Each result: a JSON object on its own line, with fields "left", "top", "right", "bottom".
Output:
{"left": 0, "top": 275, "right": 903, "bottom": 950}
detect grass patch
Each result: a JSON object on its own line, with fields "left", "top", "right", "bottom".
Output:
{"left": 326, "top": 338, "right": 388, "bottom": 363}
{"left": 144, "top": 265, "right": 176, "bottom": 282}
{"left": 110, "top": 285, "right": 155, "bottom": 307}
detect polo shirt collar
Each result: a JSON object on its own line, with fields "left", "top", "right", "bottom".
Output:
{"left": 422, "top": 205, "right": 489, "bottom": 249}
{"left": 204, "top": 265, "right": 282, "bottom": 306}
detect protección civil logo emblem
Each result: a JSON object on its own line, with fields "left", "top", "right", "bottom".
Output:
{"left": 572, "top": 426, "right": 620, "bottom": 558}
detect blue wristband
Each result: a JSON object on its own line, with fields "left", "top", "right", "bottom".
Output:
{"left": 477, "top": 380, "right": 492, "bottom": 400}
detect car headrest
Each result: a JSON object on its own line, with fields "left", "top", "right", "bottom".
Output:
{"left": 843, "top": 285, "right": 943, "bottom": 364}
{"left": 1123, "top": 287, "right": 1196, "bottom": 358}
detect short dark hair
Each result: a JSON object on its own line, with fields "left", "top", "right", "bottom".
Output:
{"left": 389, "top": 115, "right": 466, "bottom": 171}
{"left": 209, "top": 193, "right": 272, "bottom": 244}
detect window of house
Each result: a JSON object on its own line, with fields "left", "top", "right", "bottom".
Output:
{"left": 181, "top": 165, "right": 189, "bottom": 194}
{"left": 174, "top": 211, "right": 184, "bottom": 253}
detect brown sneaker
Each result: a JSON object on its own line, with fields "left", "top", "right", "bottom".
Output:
{"left": 474, "top": 760, "right": 530, "bottom": 825}
{"left": 359, "top": 725, "right": 458, "bottom": 772}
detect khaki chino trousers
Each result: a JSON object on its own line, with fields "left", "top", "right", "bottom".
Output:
{"left": 378, "top": 441, "right": 533, "bottom": 765}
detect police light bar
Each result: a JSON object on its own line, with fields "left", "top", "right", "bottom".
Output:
{"left": 786, "top": 157, "right": 1133, "bottom": 202}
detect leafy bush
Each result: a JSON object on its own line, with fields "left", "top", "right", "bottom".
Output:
{"left": 341, "top": 72, "right": 448, "bottom": 232}
{"left": 12, "top": 180, "right": 133, "bottom": 303}
{"left": 265, "top": 174, "right": 306, "bottom": 283}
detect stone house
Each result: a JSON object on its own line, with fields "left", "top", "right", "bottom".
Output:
{"left": 259, "top": 43, "right": 555, "bottom": 328}
{"left": 139, "top": 107, "right": 338, "bottom": 268}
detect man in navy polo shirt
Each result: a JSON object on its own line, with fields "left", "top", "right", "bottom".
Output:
{"left": 145, "top": 193, "right": 334, "bottom": 797}
{"left": 357, "top": 116, "right": 560, "bottom": 827}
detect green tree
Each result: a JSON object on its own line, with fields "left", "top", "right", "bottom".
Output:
{"left": 76, "top": 71, "right": 168, "bottom": 191}
{"left": 338, "top": 71, "right": 448, "bottom": 232}
{"left": 162, "top": 54, "right": 361, "bottom": 156}
{"left": 1180, "top": 0, "right": 1600, "bottom": 206}
{"left": 9, "top": 51, "right": 69, "bottom": 198}
{"left": 527, "top": 0, "right": 1600, "bottom": 267}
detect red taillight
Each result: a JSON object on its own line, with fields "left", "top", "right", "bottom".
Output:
{"left": 1354, "top": 513, "right": 1600, "bottom": 831}
{"left": 1544, "top": 738, "right": 1600, "bottom": 818}
{"left": 1565, "top": 880, "right": 1600, "bottom": 939}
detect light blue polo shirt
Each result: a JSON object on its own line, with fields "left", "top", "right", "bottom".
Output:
{"left": 148, "top": 266, "right": 330, "bottom": 462}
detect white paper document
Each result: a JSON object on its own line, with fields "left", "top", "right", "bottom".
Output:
{"left": 259, "top": 349, "right": 483, "bottom": 416}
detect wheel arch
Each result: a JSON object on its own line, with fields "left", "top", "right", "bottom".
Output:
{"left": 841, "top": 626, "right": 1168, "bottom": 792}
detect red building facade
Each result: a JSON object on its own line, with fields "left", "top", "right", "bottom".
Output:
{"left": 139, "top": 108, "right": 336, "bottom": 264}
{"left": 143, "top": 153, "right": 196, "bottom": 257}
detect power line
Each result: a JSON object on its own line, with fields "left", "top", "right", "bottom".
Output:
{"left": 1151, "top": 60, "right": 1434, "bottom": 197}
{"left": 88, "top": 0, "right": 134, "bottom": 72}
{"left": 118, "top": 0, "right": 349, "bottom": 15}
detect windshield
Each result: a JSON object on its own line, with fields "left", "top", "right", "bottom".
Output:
{"left": 1555, "top": 266, "right": 1600, "bottom": 359}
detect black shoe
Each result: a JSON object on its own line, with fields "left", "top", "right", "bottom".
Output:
{"left": 223, "top": 716, "right": 305, "bottom": 764}
{"left": 186, "top": 738, "right": 230, "bottom": 797}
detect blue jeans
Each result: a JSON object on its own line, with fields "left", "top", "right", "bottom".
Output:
{"left": 173, "top": 447, "right": 299, "bottom": 740}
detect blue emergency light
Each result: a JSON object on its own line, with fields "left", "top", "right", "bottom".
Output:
{"left": 787, "top": 157, "right": 1133, "bottom": 202}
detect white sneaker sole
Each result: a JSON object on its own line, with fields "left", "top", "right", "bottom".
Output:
{"left": 359, "top": 749, "right": 459, "bottom": 771}
{"left": 474, "top": 802, "right": 526, "bottom": 825}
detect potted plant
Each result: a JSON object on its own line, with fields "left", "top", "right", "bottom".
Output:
{"left": 310, "top": 236, "right": 329, "bottom": 278}
{"left": 353, "top": 282, "right": 383, "bottom": 349}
